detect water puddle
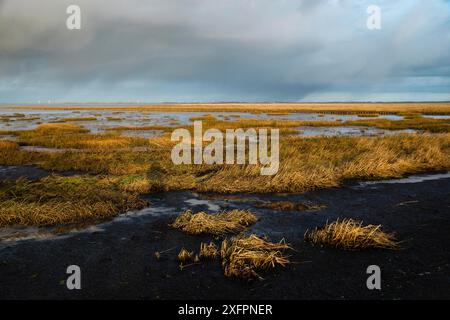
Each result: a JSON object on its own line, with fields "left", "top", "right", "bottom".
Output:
{"left": 0, "top": 204, "right": 177, "bottom": 249}
{"left": 0, "top": 165, "right": 51, "bottom": 181}
{"left": 120, "top": 129, "right": 164, "bottom": 138}
{"left": 423, "top": 115, "right": 450, "bottom": 120}
{"left": 20, "top": 146, "right": 75, "bottom": 153}
{"left": 357, "top": 172, "right": 450, "bottom": 187}
{"left": 0, "top": 135, "right": 17, "bottom": 141}
{"left": 297, "top": 126, "right": 418, "bottom": 137}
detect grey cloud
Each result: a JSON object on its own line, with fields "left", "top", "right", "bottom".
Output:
{"left": 0, "top": 0, "right": 449, "bottom": 102}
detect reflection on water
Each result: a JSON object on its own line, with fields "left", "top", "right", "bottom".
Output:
{"left": 120, "top": 129, "right": 164, "bottom": 138}
{"left": 0, "top": 107, "right": 406, "bottom": 133}
{"left": 297, "top": 126, "right": 418, "bottom": 137}
{"left": 357, "top": 172, "right": 450, "bottom": 187}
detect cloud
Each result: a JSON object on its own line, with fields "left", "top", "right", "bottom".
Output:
{"left": 0, "top": 0, "right": 449, "bottom": 102}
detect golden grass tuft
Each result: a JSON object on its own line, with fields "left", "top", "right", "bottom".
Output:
{"left": 33, "top": 123, "right": 89, "bottom": 133}
{"left": 220, "top": 234, "right": 292, "bottom": 279}
{"left": 171, "top": 209, "right": 257, "bottom": 235}
{"left": 0, "top": 140, "right": 19, "bottom": 150}
{"left": 178, "top": 248, "right": 194, "bottom": 262}
{"left": 305, "top": 218, "right": 400, "bottom": 250}
{"left": 199, "top": 242, "right": 219, "bottom": 259}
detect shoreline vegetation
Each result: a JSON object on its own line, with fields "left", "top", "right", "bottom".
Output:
{"left": 1, "top": 104, "right": 450, "bottom": 227}
{"left": 2, "top": 102, "right": 450, "bottom": 114}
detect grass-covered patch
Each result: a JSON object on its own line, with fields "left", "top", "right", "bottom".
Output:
{"left": 9, "top": 123, "right": 151, "bottom": 150}
{"left": 347, "top": 116, "right": 450, "bottom": 133}
{"left": 305, "top": 218, "right": 399, "bottom": 250}
{"left": 0, "top": 175, "right": 147, "bottom": 227}
{"left": 221, "top": 235, "right": 292, "bottom": 280}
{"left": 199, "top": 242, "right": 219, "bottom": 259}
{"left": 171, "top": 209, "right": 258, "bottom": 235}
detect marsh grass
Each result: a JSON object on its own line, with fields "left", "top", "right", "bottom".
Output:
{"left": 255, "top": 201, "right": 326, "bottom": 211}
{"left": 105, "top": 125, "right": 174, "bottom": 132}
{"left": 1, "top": 132, "right": 449, "bottom": 192}
{"left": 357, "top": 114, "right": 380, "bottom": 118}
{"left": 12, "top": 102, "right": 450, "bottom": 113}
{"left": 220, "top": 234, "right": 292, "bottom": 279}
{"left": 0, "top": 140, "right": 19, "bottom": 150}
{"left": 199, "top": 242, "right": 219, "bottom": 259}
{"left": 52, "top": 117, "right": 97, "bottom": 122}
{"left": 10, "top": 123, "right": 151, "bottom": 150}
{"left": 171, "top": 209, "right": 257, "bottom": 235}
{"left": 0, "top": 175, "right": 147, "bottom": 227}
{"left": 305, "top": 218, "right": 400, "bottom": 250}
{"left": 178, "top": 248, "right": 194, "bottom": 262}
{"left": 106, "top": 117, "right": 123, "bottom": 121}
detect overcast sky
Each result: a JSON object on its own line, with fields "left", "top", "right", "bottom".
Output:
{"left": 0, "top": 0, "right": 449, "bottom": 103}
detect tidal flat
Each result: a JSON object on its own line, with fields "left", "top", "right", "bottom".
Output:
{"left": 0, "top": 103, "right": 449, "bottom": 299}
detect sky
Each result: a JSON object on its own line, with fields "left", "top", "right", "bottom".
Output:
{"left": 0, "top": 0, "right": 449, "bottom": 103}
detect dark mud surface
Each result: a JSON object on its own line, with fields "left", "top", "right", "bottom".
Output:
{"left": 0, "top": 176, "right": 449, "bottom": 300}
{"left": 0, "top": 165, "right": 83, "bottom": 181}
{"left": 0, "top": 166, "right": 51, "bottom": 181}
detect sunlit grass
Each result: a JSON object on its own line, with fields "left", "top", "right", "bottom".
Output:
{"left": 1, "top": 132, "right": 449, "bottom": 193}
{"left": 171, "top": 209, "right": 257, "bottom": 235}
{"left": 0, "top": 140, "right": 19, "bottom": 150}
{"left": 0, "top": 175, "right": 147, "bottom": 227}
{"left": 221, "top": 234, "right": 292, "bottom": 280}
{"left": 305, "top": 218, "right": 400, "bottom": 250}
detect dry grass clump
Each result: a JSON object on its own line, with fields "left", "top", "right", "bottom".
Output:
{"left": 305, "top": 218, "right": 400, "bottom": 250}
{"left": 171, "top": 209, "right": 257, "bottom": 235}
{"left": 357, "top": 113, "right": 380, "bottom": 118}
{"left": 255, "top": 201, "right": 326, "bottom": 211}
{"left": 199, "top": 242, "right": 219, "bottom": 259}
{"left": 178, "top": 248, "right": 194, "bottom": 262}
{"left": 220, "top": 234, "right": 292, "bottom": 279}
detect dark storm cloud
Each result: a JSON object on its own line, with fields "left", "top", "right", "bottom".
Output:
{"left": 0, "top": 0, "right": 449, "bottom": 102}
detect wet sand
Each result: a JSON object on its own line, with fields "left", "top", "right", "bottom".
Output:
{"left": 0, "top": 175, "right": 449, "bottom": 299}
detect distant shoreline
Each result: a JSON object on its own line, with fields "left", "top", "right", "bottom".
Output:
{"left": 2, "top": 102, "right": 450, "bottom": 114}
